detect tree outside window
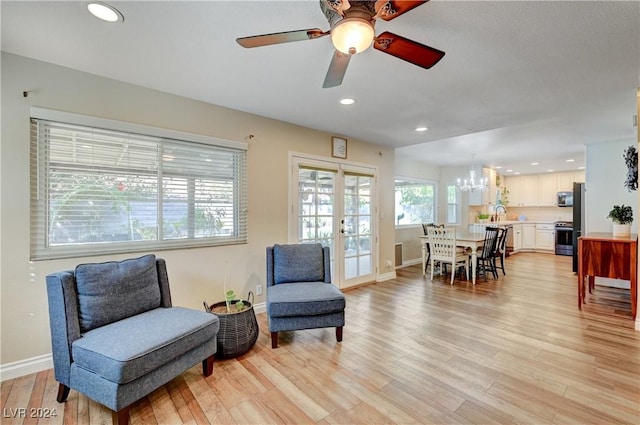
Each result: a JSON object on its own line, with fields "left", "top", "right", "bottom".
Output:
{"left": 394, "top": 179, "right": 436, "bottom": 226}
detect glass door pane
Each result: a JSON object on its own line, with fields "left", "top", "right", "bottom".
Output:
{"left": 343, "top": 173, "right": 373, "bottom": 282}
{"left": 297, "top": 167, "right": 336, "bottom": 258}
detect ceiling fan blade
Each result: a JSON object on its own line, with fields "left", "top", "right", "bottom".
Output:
{"left": 323, "top": 50, "right": 352, "bottom": 88}
{"left": 236, "top": 28, "right": 328, "bottom": 48}
{"left": 375, "top": 0, "right": 428, "bottom": 21}
{"left": 373, "top": 31, "right": 445, "bottom": 69}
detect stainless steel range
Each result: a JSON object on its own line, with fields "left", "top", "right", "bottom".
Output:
{"left": 555, "top": 221, "right": 573, "bottom": 256}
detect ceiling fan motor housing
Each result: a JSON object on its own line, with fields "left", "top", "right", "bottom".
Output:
{"left": 323, "top": 1, "right": 377, "bottom": 54}
{"left": 321, "top": 0, "right": 376, "bottom": 28}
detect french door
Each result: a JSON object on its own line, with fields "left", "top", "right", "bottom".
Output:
{"left": 291, "top": 156, "right": 377, "bottom": 289}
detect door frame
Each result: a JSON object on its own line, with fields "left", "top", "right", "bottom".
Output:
{"left": 288, "top": 152, "right": 379, "bottom": 289}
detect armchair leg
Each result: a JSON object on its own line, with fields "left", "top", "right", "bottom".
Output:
{"left": 56, "top": 383, "right": 70, "bottom": 403}
{"left": 202, "top": 354, "right": 214, "bottom": 377}
{"left": 336, "top": 326, "right": 343, "bottom": 342}
{"left": 271, "top": 332, "right": 278, "bottom": 349}
{"left": 116, "top": 406, "right": 131, "bottom": 425}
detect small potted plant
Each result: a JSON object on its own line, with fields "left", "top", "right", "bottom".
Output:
{"left": 477, "top": 212, "right": 490, "bottom": 224}
{"left": 607, "top": 204, "right": 633, "bottom": 236}
{"left": 202, "top": 262, "right": 258, "bottom": 358}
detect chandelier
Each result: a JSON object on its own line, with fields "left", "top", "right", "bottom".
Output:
{"left": 457, "top": 155, "right": 488, "bottom": 192}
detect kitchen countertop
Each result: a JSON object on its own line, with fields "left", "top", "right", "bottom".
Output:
{"left": 472, "top": 220, "right": 557, "bottom": 225}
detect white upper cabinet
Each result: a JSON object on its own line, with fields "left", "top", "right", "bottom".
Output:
{"left": 556, "top": 171, "right": 585, "bottom": 191}
{"left": 506, "top": 175, "right": 537, "bottom": 206}
{"left": 519, "top": 175, "right": 538, "bottom": 206}
{"left": 537, "top": 173, "right": 557, "bottom": 206}
{"left": 505, "top": 170, "right": 585, "bottom": 207}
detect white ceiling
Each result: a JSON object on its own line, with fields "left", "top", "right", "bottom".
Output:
{"left": 2, "top": 1, "right": 639, "bottom": 175}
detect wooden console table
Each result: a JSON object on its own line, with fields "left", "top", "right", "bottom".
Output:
{"left": 577, "top": 233, "right": 637, "bottom": 319}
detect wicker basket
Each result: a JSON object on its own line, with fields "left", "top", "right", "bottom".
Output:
{"left": 204, "top": 292, "right": 258, "bottom": 359}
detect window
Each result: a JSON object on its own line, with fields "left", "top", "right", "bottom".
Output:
{"left": 394, "top": 178, "right": 436, "bottom": 226}
{"left": 30, "top": 109, "right": 247, "bottom": 260}
{"left": 446, "top": 184, "right": 459, "bottom": 224}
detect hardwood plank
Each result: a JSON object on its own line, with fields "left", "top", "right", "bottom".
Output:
{"left": 23, "top": 370, "right": 47, "bottom": 425}
{"left": 37, "top": 370, "right": 63, "bottom": 425}
{"left": 2, "top": 373, "right": 36, "bottom": 425}
{"left": 1, "top": 379, "right": 14, "bottom": 410}
{"left": 148, "top": 386, "right": 182, "bottom": 425}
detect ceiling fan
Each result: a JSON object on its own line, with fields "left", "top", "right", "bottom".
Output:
{"left": 236, "top": 0, "right": 445, "bottom": 88}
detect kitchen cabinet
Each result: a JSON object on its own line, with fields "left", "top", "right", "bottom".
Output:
{"left": 506, "top": 171, "right": 585, "bottom": 207}
{"left": 506, "top": 175, "right": 538, "bottom": 206}
{"left": 535, "top": 223, "right": 555, "bottom": 251}
{"left": 520, "top": 176, "right": 538, "bottom": 206}
{"left": 522, "top": 223, "right": 536, "bottom": 249}
{"left": 556, "top": 171, "right": 585, "bottom": 191}
{"left": 505, "top": 176, "right": 523, "bottom": 206}
{"left": 537, "top": 174, "right": 557, "bottom": 206}
{"left": 513, "top": 224, "right": 523, "bottom": 251}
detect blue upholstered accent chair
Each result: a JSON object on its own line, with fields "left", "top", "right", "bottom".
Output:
{"left": 46, "top": 255, "right": 220, "bottom": 425}
{"left": 266, "top": 244, "right": 346, "bottom": 348}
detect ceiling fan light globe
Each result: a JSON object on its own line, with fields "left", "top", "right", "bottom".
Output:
{"left": 331, "top": 18, "right": 374, "bottom": 54}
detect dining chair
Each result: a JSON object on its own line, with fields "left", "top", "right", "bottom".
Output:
{"left": 492, "top": 227, "right": 508, "bottom": 276}
{"left": 476, "top": 227, "right": 500, "bottom": 280}
{"left": 426, "top": 226, "right": 469, "bottom": 285}
{"left": 422, "top": 223, "right": 435, "bottom": 274}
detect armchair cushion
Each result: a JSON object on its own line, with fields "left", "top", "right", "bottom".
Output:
{"left": 267, "top": 282, "right": 345, "bottom": 317}
{"left": 72, "top": 307, "right": 219, "bottom": 384}
{"left": 273, "top": 244, "right": 324, "bottom": 284}
{"left": 75, "top": 255, "right": 161, "bottom": 332}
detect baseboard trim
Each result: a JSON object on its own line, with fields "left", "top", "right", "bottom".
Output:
{"left": 377, "top": 271, "right": 397, "bottom": 282}
{"left": 400, "top": 258, "right": 422, "bottom": 267}
{"left": 253, "top": 302, "right": 266, "bottom": 314}
{"left": 0, "top": 353, "right": 53, "bottom": 382}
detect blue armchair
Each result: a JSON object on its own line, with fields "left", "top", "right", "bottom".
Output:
{"left": 46, "top": 254, "right": 220, "bottom": 425}
{"left": 266, "top": 244, "right": 346, "bottom": 348}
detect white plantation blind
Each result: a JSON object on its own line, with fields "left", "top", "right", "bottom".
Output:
{"left": 30, "top": 109, "right": 247, "bottom": 260}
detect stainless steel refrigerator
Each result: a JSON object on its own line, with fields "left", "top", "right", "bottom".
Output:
{"left": 572, "top": 182, "right": 585, "bottom": 272}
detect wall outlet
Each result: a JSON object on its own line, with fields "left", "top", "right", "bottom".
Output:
{"left": 386, "top": 260, "right": 393, "bottom": 269}
{"left": 256, "top": 284, "right": 263, "bottom": 296}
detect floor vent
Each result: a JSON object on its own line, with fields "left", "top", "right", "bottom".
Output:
{"left": 394, "top": 243, "right": 403, "bottom": 267}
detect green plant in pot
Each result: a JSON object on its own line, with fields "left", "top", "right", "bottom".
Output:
{"left": 607, "top": 204, "right": 633, "bottom": 236}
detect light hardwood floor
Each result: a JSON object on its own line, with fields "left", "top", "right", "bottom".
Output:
{"left": 2, "top": 253, "right": 639, "bottom": 425}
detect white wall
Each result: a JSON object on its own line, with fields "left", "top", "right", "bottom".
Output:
{"left": 0, "top": 53, "right": 397, "bottom": 374}
{"left": 585, "top": 139, "right": 638, "bottom": 234}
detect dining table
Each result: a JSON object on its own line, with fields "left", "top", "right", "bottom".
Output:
{"left": 419, "top": 231, "right": 487, "bottom": 285}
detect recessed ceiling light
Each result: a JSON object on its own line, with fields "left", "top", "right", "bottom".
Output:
{"left": 547, "top": 169, "right": 554, "bottom": 172}
{"left": 493, "top": 166, "right": 502, "bottom": 169}
{"left": 566, "top": 158, "right": 575, "bottom": 163}
{"left": 339, "top": 98, "right": 355, "bottom": 105}
{"left": 87, "top": 2, "right": 124, "bottom": 23}
{"left": 414, "top": 126, "right": 428, "bottom": 132}
{"left": 514, "top": 172, "right": 521, "bottom": 175}
{"left": 578, "top": 166, "right": 584, "bottom": 170}
{"left": 531, "top": 162, "right": 539, "bottom": 166}
{"left": 506, "top": 169, "right": 513, "bottom": 172}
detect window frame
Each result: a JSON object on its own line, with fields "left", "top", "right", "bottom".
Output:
{"left": 446, "top": 183, "right": 460, "bottom": 225}
{"left": 30, "top": 108, "right": 248, "bottom": 260}
{"left": 394, "top": 177, "right": 438, "bottom": 229}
